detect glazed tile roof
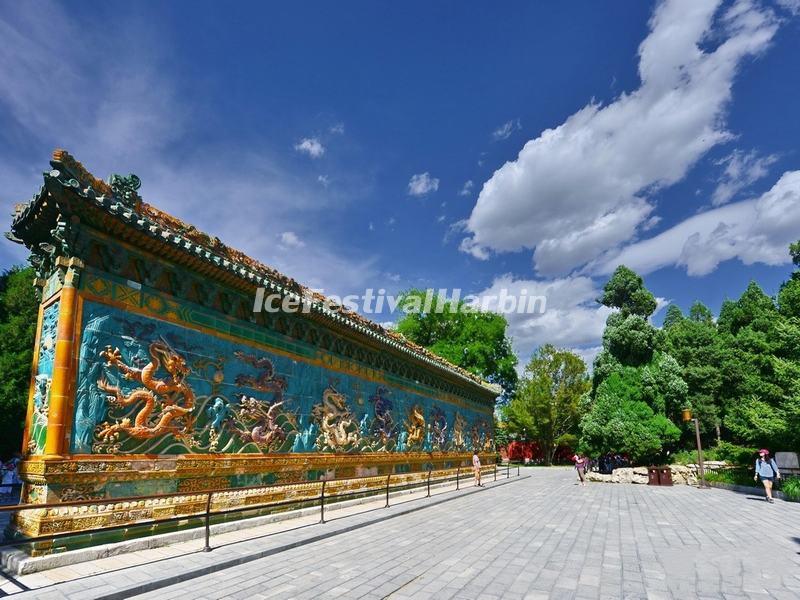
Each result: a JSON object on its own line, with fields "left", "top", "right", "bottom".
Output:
{"left": 11, "top": 150, "right": 500, "bottom": 398}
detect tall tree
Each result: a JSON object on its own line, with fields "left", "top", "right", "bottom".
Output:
{"left": 663, "top": 300, "right": 725, "bottom": 438}
{"left": 688, "top": 301, "right": 714, "bottom": 324}
{"left": 504, "top": 345, "right": 589, "bottom": 464}
{"left": 579, "top": 368, "right": 680, "bottom": 462}
{"left": 662, "top": 304, "right": 684, "bottom": 330}
{"left": 598, "top": 265, "right": 658, "bottom": 317}
{"left": 395, "top": 289, "right": 518, "bottom": 401}
{"left": 581, "top": 265, "right": 686, "bottom": 461}
{"left": 0, "top": 267, "right": 38, "bottom": 458}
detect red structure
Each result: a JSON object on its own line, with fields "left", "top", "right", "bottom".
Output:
{"left": 505, "top": 441, "right": 574, "bottom": 464}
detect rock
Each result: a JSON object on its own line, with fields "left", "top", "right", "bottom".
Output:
{"left": 611, "top": 467, "right": 649, "bottom": 484}
{"left": 669, "top": 464, "right": 698, "bottom": 486}
{"left": 586, "top": 472, "right": 613, "bottom": 483}
{"left": 587, "top": 464, "right": 699, "bottom": 485}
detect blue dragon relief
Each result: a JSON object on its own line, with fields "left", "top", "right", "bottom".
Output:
{"left": 369, "top": 387, "right": 394, "bottom": 444}
{"left": 73, "top": 314, "right": 113, "bottom": 453}
{"left": 28, "top": 301, "right": 59, "bottom": 454}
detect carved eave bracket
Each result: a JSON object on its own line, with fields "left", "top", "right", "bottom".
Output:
{"left": 107, "top": 173, "right": 142, "bottom": 210}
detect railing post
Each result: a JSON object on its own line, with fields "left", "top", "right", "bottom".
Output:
{"left": 319, "top": 480, "right": 326, "bottom": 524}
{"left": 507, "top": 462, "right": 510, "bottom": 478}
{"left": 494, "top": 464, "right": 497, "bottom": 482}
{"left": 426, "top": 468, "right": 431, "bottom": 498}
{"left": 385, "top": 474, "right": 391, "bottom": 508}
{"left": 456, "top": 466, "right": 460, "bottom": 490}
{"left": 203, "top": 492, "right": 212, "bottom": 552}
{"left": 517, "top": 463, "right": 520, "bottom": 477}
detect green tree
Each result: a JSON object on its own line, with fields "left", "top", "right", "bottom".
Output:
{"left": 602, "top": 313, "right": 658, "bottom": 367}
{"left": 504, "top": 345, "right": 589, "bottom": 464}
{"left": 0, "top": 267, "right": 39, "bottom": 458}
{"left": 790, "top": 240, "right": 800, "bottom": 268}
{"left": 598, "top": 265, "right": 658, "bottom": 317}
{"left": 579, "top": 369, "right": 680, "bottom": 462}
{"left": 688, "top": 301, "right": 714, "bottom": 324}
{"left": 663, "top": 304, "right": 724, "bottom": 439}
{"left": 778, "top": 239, "right": 800, "bottom": 316}
{"left": 777, "top": 278, "right": 800, "bottom": 318}
{"left": 662, "top": 304, "right": 684, "bottom": 330}
{"left": 395, "top": 289, "right": 518, "bottom": 401}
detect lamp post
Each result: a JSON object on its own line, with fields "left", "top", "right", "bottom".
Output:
{"left": 682, "top": 408, "right": 708, "bottom": 489}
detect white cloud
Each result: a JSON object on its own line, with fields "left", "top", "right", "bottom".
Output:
{"left": 317, "top": 174, "right": 330, "bottom": 187}
{"left": 459, "top": 236, "right": 491, "bottom": 260}
{"left": 491, "top": 118, "right": 521, "bottom": 141}
{"left": 711, "top": 149, "right": 777, "bottom": 205}
{"left": 437, "top": 215, "right": 446, "bottom": 223}
{"left": 0, "top": 2, "right": 383, "bottom": 299}
{"left": 294, "top": 137, "right": 325, "bottom": 158}
{"left": 476, "top": 274, "right": 612, "bottom": 364}
{"left": 459, "top": 180, "right": 474, "bottom": 196}
{"left": 330, "top": 123, "right": 345, "bottom": 135}
{"left": 595, "top": 170, "right": 800, "bottom": 276}
{"left": 461, "top": 0, "right": 779, "bottom": 276}
{"left": 407, "top": 172, "right": 439, "bottom": 196}
{"left": 279, "top": 231, "right": 305, "bottom": 248}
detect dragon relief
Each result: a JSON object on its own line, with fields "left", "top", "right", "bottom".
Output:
{"left": 95, "top": 341, "right": 195, "bottom": 442}
{"left": 405, "top": 404, "right": 426, "bottom": 450}
{"left": 233, "top": 351, "right": 287, "bottom": 398}
{"left": 451, "top": 412, "right": 466, "bottom": 450}
{"left": 312, "top": 385, "right": 360, "bottom": 451}
{"left": 430, "top": 406, "right": 448, "bottom": 450}
{"left": 232, "top": 395, "right": 287, "bottom": 451}
{"left": 369, "top": 387, "right": 394, "bottom": 444}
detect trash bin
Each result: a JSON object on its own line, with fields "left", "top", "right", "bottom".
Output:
{"left": 658, "top": 467, "right": 673, "bottom": 486}
{"left": 647, "top": 466, "right": 660, "bottom": 486}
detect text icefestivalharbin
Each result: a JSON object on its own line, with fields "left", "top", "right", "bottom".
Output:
{"left": 252, "top": 287, "right": 548, "bottom": 315}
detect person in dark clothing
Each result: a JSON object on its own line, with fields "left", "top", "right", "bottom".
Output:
{"left": 754, "top": 449, "right": 781, "bottom": 503}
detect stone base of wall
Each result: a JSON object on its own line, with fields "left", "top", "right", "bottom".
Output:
{"left": 15, "top": 452, "right": 487, "bottom": 538}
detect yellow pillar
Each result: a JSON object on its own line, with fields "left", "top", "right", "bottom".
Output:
{"left": 43, "top": 259, "right": 82, "bottom": 458}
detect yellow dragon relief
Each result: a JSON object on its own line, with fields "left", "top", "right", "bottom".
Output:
{"left": 96, "top": 341, "right": 195, "bottom": 441}
{"left": 452, "top": 412, "right": 466, "bottom": 449}
{"left": 312, "top": 386, "right": 359, "bottom": 450}
{"left": 405, "top": 404, "right": 426, "bottom": 448}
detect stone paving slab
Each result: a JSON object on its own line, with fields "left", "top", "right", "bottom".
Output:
{"left": 4, "top": 468, "right": 800, "bottom": 599}
{"left": 0, "top": 473, "right": 520, "bottom": 598}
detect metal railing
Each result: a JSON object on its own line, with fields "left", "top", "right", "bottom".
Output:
{"left": 0, "top": 461, "right": 522, "bottom": 553}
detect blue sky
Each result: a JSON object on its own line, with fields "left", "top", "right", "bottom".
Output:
{"left": 1, "top": 0, "right": 799, "bottom": 368}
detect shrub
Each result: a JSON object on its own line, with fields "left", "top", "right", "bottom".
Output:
{"left": 782, "top": 476, "right": 800, "bottom": 502}
{"left": 712, "top": 441, "right": 759, "bottom": 466}
{"left": 669, "top": 441, "right": 758, "bottom": 466}
{"left": 704, "top": 469, "right": 754, "bottom": 487}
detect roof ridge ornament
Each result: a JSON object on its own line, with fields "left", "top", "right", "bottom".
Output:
{"left": 108, "top": 173, "right": 142, "bottom": 208}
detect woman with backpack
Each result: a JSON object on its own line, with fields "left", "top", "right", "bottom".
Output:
{"left": 754, "top": 449, "right": 781, "bottom": 503}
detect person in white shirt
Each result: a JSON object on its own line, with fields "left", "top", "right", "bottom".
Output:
{"left": 472, "top": 451, "right": 483, "bottom": 487}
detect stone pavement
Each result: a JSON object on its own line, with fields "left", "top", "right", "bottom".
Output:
{"left": 5, "top": 468, "right": 800, "bottom": 599}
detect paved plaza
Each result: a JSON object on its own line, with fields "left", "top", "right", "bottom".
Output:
{"left": 5, "top": 468, "right": 800, "bottom": 599}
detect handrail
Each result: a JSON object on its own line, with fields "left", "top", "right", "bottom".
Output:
{"left": 0, "top": 461, "right": 519, "bottom": 552}
{"left": 0, "top": 460, "right": 469, "bottom": 514}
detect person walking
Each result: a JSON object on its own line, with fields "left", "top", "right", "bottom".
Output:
{"left": 573, "top": 454, "right": 587, "bottom": 487}
{"left": 472, "top": 450, "right": 483, "bottom": 487}
{"left": 754, "top": 449, "right": 781, "bottom": 503}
